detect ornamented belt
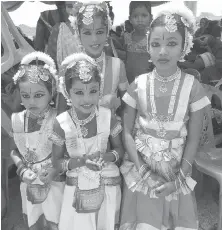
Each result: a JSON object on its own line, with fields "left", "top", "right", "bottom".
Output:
{"left": 66, "top": 175, "right": 122, "bottom": 187}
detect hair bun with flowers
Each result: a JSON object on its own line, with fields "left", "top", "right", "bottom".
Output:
{"left": 149, "top": 2, "right": 196, "bottom": 61}
{"left": 59, "top": 53, "right": 98, "bottom": 106}
{"left": 13, "top": 51, "right": 58, "bottom": 84}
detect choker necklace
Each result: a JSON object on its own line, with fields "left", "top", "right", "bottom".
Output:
{"left": 71, "top": 106, "right": 96, "bottom": 137}
{"left": 28, "top": 105, "right": 51, "bottom": 125}
{"left": 153, "top": 67, "right": 181, "bottom": 93}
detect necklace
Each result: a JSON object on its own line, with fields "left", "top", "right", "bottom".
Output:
{"left": 150, "top": 70, "right": 181, "bottom": 137}
{"left": 24, "top": 108, "right": 50, "bottom": 165}
{"left": 94, "top": 52, "right": 106, "bottom": 99}
{"left": 153, "top": 67, "right": 181, "bottom": 93}
{"left": 71, "top": 107, "right": 96, "bottom": 137}
{"left": 29, "top": 105, "right": 50, "bottom": 125}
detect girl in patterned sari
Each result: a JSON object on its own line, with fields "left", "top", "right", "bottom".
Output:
{"left": 120, "top": 3, "right": 211, "bottom": 230}
{"left": 51, "top": 53, "right": 124, "bottom": 230}
{"left": 10, "top": 52, "right": 65, "bottom": 230}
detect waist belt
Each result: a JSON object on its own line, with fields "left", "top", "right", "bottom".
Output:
{"left": 66, "top": 175, "right": 122, "bottom": 187}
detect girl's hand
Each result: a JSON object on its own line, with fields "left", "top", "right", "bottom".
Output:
{"left": 87, "top": 151, "right": 101, "bottom": 161}
{"left": 22, "top": 169, "right": 37, "bottom": 184}
{"left": 154, "top": 181, "right": 176, "bottom": 197}
{"left": 39, "top": 168, "right": 57, "bottom": 184}
{"left": 85, "top": 158, "right": 104, "bottom": 171}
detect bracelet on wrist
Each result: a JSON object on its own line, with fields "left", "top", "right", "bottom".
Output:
{"left": 20, "top": 168, "right": 28, "bottom": 179}
{"left": 182, "top": 158, "right": 192, "bottom": 168}
{"left": 111, "top": 150, "right": 119, "bottom": 163}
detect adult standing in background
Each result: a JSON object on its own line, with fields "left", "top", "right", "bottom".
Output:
{"left": 34, "top": 1, "right": 68, "bottom": 52}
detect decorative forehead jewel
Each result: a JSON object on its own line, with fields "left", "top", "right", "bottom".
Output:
{"left": 79, "top": 61, "right": 92, "bottom": 82}
{"left": 77, "top": 2, "right": 112, "bottom": 30}
{"left": 13, "top": 52, "right": 57, "bottom": 84}
{"left": 165, "top": 13, "right": 177, "bottom": 33}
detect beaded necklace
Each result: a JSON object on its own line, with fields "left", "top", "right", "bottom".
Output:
{"left": 153, "top": 67, "right": 181, "bottom": 93}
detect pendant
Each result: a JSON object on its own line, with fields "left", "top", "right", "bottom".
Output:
{"left": 80, "top": 126, "right": 88, "bottom": 137}
{"left": 156, "top": 128, "right": 167, "bottom": 137}
{"left": 25, "top": 149, "right": 38, "bottom": 163}
{"left": 159, "top": 83, "right": 167, "bottom": 93}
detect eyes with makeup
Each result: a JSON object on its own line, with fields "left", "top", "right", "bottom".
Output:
{"left": 150, "top": 40, "right": 178, "bottom": 48}
{"left": 20, "top": 92, "right": 45, "bottom": 99}
{"left": 72, "top": 87, "right": 99, "bottom": 96}
{"left": 81, "top": 28, "right": 106, "bottom": 36}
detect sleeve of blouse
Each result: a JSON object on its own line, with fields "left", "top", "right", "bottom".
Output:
{"left": 110, "top": 114, "right": 122, "bottom": 138}
{"left": 122, "top": 80, "right": 138, "bottom": 109}
{"left": 118, "top": 60, "right": 129, "bottom": 92}
{"left": 189, "top": 78, "right": 211, "bottom": 112}
{"left": 49, "top": 118, "right": 65, "bottom": 147}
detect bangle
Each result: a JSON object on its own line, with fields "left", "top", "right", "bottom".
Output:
{"left": 179, "top": 168, "right": 186, "bottom": 179}
{"left": 111, "top": 150, "right": 119, "bottom": 163}
{"left": 182, "top": 158, "right": 192, "bottom": 168}
{"left": 65, "top": 158, "right": 71, "bottom": 171}
{"left": 20, "top": 168, "right": 28, "bottom": 179}
{"left": 16, "top": 164, "right": 26, "bottom": 176}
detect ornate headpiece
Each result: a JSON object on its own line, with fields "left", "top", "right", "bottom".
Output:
{"left": 13, "top": 52, "right": 57, "bottom": 84}
{"left": 147, "top": 2, "right": 196, "bottom": 61}
{"left": 59, "top": 53, "right": 98, "bottom": 105}
{"left": 70, "top": 2, "right": 112, "bottom": 32}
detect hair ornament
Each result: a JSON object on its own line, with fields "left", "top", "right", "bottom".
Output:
{"left": 13, "top": 52, "right": 57, "bottom": 84}
{"left": 165, "top": 13, "right": 177, "bottom": 33}
{"left": 59, "top": 53, "right": 98, "bottom": 105}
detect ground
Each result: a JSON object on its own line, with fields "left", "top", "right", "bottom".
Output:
{"left": 1, "top": 172, "right": 219, "bottom": 230}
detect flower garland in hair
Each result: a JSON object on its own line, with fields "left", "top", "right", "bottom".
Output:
{"left": 59, "top": 53, "right": 99, "bottom": 106}
{"left": 13, "top": 51, "right": 58, "bottom": 84}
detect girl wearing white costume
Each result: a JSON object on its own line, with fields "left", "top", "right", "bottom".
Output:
{"left": 120, "top": 3, "right": 211, "bottom": 230}
{"left": 10, "top": 52, "right": 65, "bottom": 229}
{"left": 50, "top": 53, "right": 124, "bottom": 230}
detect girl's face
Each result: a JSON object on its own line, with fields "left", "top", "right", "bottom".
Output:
{"left": 19, "top": 80, "right": 51, "bottom": 115}
{"left": 79, "top": 17, "right": 107, "bottom": 58}
{"left": 130, "top": 6, "right": 151, "bottom": 32}
{"left": 70, "top": 79, "right": 100, "bottom": 116}
{"left": 149, "top": 26, "right": 183, "bottom": 71}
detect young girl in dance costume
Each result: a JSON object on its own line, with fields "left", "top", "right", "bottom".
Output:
{"left": 57, "top": 2, "right": 129, "bottom": 115}
{"left": 50, "top": 53, "right": 124, "bottom": 230}
{"left": 120, "top": 3, "right": 211, "bottom": 230}
{"left": 10, "top": 52, "right": 65, "bottom": 229}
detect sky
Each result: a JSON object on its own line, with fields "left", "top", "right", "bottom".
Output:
{"left": 8, "top": 0, "right": 222, "bottom": 28}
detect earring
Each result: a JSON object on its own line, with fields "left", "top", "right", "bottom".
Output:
{"left": 105, "top": 39, "right": 109, "bottom": 47}
{"left": 148, "top": 59, "right": 152, "bottom": 63}
{"left": 179, "top": 56, "right": 185, "bottom": 62}
{"left": 20, "top": 102, "right": 24, "bottom": 105}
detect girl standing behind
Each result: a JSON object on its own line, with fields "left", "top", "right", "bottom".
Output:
{"left": 57, "top": 2, "right": 129, "bottom": 114}
{"left": 10, "top": 52, "right": 65, "bottom": 230}
{"left": 51, "top": 53, "right": 124, "bottom": 230}
{"left": 120, "top": 3, "right": 211, "bottom": 230}
{"left": 124, "top": 1, "right": 153, "bottom": 84}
